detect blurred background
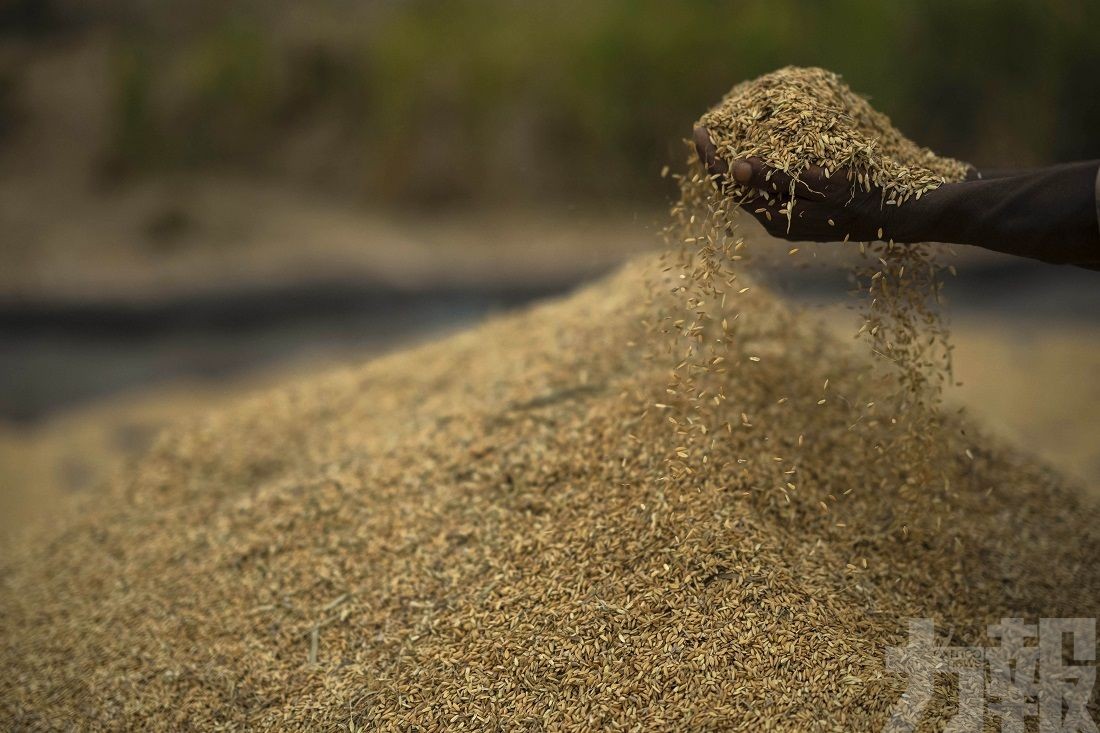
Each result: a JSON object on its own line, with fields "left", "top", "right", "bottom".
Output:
{"left": 2, "top": 0, "right": 1100, "bottom": 533}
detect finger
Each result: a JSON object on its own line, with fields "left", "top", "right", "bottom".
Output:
{"left": 740, "top": 196, "right": 852, "bottom": 242}
{"left": 732, "top": 157, "right": 848, "bottom": 200}
{"left": 797, "top": 164, "right": 850, "bottom": 200}
{"left": 731, "top": 157, "right": 803, "bottom": 195}
{"left": 692, "top": 126, "right": 728, "bottom": 180}
{"left": 737, "top": 193, "right": 787, "bottom": 235}
{"left": 783, "top": 200, "right": 850, "bottom": 242}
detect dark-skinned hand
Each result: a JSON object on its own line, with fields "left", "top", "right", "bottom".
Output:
{"left": 692, "top": 125, "right": 979, "bottom": 244}
{"left": 691, "top": 126, "right": 1100, "bottom": 268}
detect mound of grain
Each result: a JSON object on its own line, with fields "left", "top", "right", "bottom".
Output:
{"left": 2, "top": 257, "right": 1099, "bottom": 730}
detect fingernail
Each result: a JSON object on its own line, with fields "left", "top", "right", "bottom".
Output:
{"left": 692, "top": 127, "right": 714, "bottom": 164}
{"left": 731, "top": 160, "right": 753, "bottom": 184}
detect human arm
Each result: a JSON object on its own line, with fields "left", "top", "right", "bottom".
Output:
{"left": 693, "top": 126, "right": 1100, "bottom": 268}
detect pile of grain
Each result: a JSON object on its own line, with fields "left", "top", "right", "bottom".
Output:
{"left": 2, "top": 259, "right": 1099, "bottom": 730}
{"left": 3, "top": 67, "right": 1099, "bottom": 730}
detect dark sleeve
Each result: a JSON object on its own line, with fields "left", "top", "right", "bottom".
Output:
{"left": 1087, "top": 165, "right": 1100, "bottom": 271}
{"left": 923, "top": 161, "right": 1100, "bottom": 269}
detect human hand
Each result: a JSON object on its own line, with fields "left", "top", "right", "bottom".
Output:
{"left": 692, "top": 125, "right": 960, "bottom": 244}
{"left": 694, "top": 125, "right": 1100, "bottom": 266}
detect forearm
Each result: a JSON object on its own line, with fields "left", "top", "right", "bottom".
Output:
{"left": 912, "top": 161, "right": 1100, "bottom": 268}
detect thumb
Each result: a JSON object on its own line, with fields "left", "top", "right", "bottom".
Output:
{"left": 693, "top": 126, "right": 729, "bottom": 180}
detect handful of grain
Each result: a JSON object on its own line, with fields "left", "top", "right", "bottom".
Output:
{"left": 697, "top": 66, "right": 970, "bottom": 211}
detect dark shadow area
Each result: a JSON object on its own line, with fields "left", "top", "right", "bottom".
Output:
{"left": 0, "top": 275, "right": 595, "bottom": 423}
{"left": 6, "top": 255, "right": 1098, "bottom": 424}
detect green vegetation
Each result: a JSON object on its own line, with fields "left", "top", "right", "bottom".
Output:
{"left": 104, "top": 0, "right": 1100, "bottom": 204}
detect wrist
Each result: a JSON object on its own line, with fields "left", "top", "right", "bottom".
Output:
{"left": 883, "top": 189, "right": 956, "bottom": 244}
{"left": 908, "top": 180, "right": 991, "bottom": 245}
